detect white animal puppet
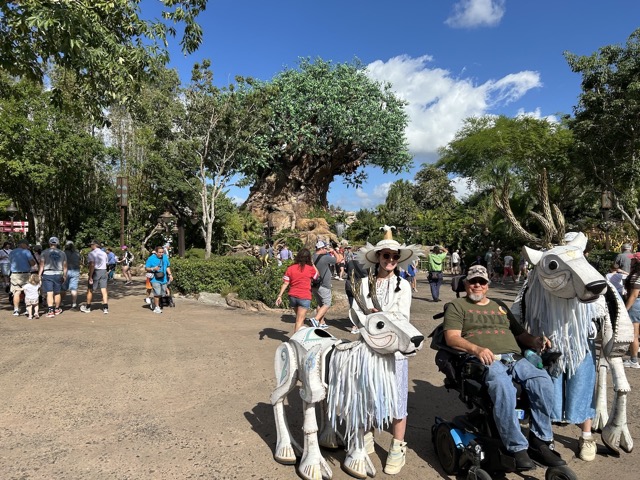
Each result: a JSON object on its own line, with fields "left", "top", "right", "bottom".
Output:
{"left": 513, "top": 232, "right": 633, "bottom": 455}
{"left": 271, "top": 299, "right": 424, "bottom": 480}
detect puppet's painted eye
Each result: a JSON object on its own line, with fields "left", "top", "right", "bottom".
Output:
{"left": 548, "top": 260, "right": 558, "bottom": 271}
{"left": 376, "top": 321, "right": 385, "bottom": 330}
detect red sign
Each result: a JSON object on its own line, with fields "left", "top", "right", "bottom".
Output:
{"left": 0, "top": 220, "right": 29, "bottom": 233}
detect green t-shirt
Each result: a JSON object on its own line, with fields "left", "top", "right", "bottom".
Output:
{"left": 443, "top": 297, "right": 525, "bottom": 355}
{"left": 428, "top": 252, "right": 447, "bottom": 272}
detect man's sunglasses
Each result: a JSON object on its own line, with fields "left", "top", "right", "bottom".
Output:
{"left": 381, "top": 253, "right": 401, "bottom": 261}
{"left": 468, "top": 278, "right": 488, "bottom": 286}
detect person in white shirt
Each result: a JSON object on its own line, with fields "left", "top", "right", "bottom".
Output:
{"left": 0, "top": 241, "right": 11, "bottom": 290}
{"left": 501, "top": 253, "right": 517, "bottom": 284}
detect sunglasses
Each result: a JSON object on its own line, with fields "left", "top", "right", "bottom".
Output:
{"left": 381, "top": 253, "right": 401, "bottom": 261}
{"left": 468, "top": 278, "right": 488, "bottom": 286}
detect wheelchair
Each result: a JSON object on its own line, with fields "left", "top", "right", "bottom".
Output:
{"left": 428, "top": 319, "right": 577, "bottom": 480}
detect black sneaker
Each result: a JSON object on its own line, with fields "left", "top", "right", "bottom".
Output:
{"left": 513, "top": 450, "right": 536, "bottom": 471}
{"left": 528, "top": 435, "right": 566, "bottom": 467}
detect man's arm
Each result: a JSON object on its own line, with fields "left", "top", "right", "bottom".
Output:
{"left": 444, "top": 330, "right": 496, "bottom": 365}
{"left": 515, "top": 331, "right": 550, "bottom": 352}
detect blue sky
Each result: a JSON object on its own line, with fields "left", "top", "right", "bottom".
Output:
{"left": 146, "top": 0, "right": 640, "bottom": 211}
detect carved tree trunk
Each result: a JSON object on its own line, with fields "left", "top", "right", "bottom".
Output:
{"left": 244, "top": 151, "right": 365, "bottom": 231}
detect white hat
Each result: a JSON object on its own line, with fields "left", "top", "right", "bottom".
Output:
{"left": 315, "top": 240, "right": 327, "bottom": 250}
{"left": 356, "top": 225, "right": 422, "bottom": 270}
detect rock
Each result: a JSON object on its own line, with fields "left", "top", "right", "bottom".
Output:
{"left": 196, "top": 292, "right": 228, "bottom": 307}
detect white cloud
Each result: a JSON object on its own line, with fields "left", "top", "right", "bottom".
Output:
{"left": 450, "top": 176, "right": 478, "bottom": 201}
{"left": 366, "top": 55, "right": 541, "bottom": 156}
{"left": 333, "top": 182, "right": 393, "bottom": 211}
{"left": 445, "top": 0, "right": 506, "bottom": 28}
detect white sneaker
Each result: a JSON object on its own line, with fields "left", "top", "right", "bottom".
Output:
{"left": 153, "top": 306, "right": 162, "bottom": 314}
{"left": 80, "top": 305, "right": 91, "bottom": 313}
{"left": 144, "top": 297, "right": 151, "bottom": 305}
{"left": 578, "top": 435, "right": 597, "bottom": 461}
{"left": 12, "top": 309, "right": 19, "bottom": 316}
{"left": 623, "top": 359, "right": 640, "bottom": 368}
{"left": 103, "top": 308, "right": 109, "bottom": 314}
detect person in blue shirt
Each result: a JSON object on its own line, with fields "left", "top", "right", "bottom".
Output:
{"left": 8, "top": 239, "right": 36, "bottom": 315}
{"left": 106, "top": 248, "right": 117, "bottom": 281}
{"left": 145, "top": 245, "right": 173, "bottom": 314}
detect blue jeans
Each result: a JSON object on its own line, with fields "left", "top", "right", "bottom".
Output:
{"left": 485, "top": 358, "right": 555, "bottom": 453}
{"left": 551, "top": 340, "right": 596, "bottom": 424}
{"left": 429, "top": 271, "right": 443, "bottom": 300}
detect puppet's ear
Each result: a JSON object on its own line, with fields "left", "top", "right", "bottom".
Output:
{"left": 522, "top": 246, "right": 543, "bottom": 266}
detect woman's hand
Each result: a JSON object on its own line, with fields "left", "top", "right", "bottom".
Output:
{"left": 275, "top": 296, "right": 282, "bottom": 306}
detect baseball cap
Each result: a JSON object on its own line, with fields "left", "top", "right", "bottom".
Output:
{"left": 315, "top": 241, "right": 327, "bottom": 249}
{"left": 65, "top": 240, "right": 74, "bottom": 246}
{"left": 466, "top": 265, "right": 490, "bottom": 283}
{"left": 121, "top": 245, "right": 128, "bottom": 250}
{"left": 49, "top": 236, "right": 59, "bottom": 245}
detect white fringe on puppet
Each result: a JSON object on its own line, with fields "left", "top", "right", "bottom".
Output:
{"left": 513, "top": 231, "right": 634, "bottom": 455}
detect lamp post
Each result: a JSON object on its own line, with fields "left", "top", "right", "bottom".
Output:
{"left": 6, "top": 202, "right": 18, "bottom": 240}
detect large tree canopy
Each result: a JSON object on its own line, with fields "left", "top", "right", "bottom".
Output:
{"left": 0, "top": 0, "right": 206, "bottom": 118}
{"left": 438, "top": 115, "right": 584, "bottom": 246}
{"left": 565, "top": 28, "right": 640, "bottom": 238}
{"left": 243, "top": 58, "right": 412, "bottom": 230}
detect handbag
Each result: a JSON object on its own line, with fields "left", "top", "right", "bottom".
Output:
{"left": 154, "top": 270, "right": 164, "bottom": 280}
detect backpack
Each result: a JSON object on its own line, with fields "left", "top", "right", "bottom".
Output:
{"left": 451, "top": 275, "right": 467, "bottom": 298}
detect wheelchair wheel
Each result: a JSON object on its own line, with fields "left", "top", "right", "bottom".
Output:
{"left": 434, "top": 422, "right": 460, "bottom": 475}
{"left": 467, "top": 467, "right": 491, "bottom": 480}
{"left": 545, "top": 465, "right": 578, "bottom": 480}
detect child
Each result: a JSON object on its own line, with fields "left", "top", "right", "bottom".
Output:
{"left": 23, "top": 273, "right": 41, "bottom": 319}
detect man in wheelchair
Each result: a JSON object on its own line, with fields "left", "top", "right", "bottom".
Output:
{"left": 442, "top": 265, "right": 566, "bottom": 471}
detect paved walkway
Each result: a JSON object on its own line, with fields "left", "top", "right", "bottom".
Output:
{"left": 0, "top": 274, "right": 636, "bottom": 479}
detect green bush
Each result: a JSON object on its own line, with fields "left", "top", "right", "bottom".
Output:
{"left": 171, "top": 256, "right": 318, "bottom": 309}
{"left": 586, "top": 248, "right": 617, "bottom": 276}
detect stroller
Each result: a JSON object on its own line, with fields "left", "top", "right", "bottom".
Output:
{"left": 428, "top": 310, "right": 576, "bottom": 480}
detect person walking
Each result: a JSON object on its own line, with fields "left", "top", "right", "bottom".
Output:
{"left": 81, "top": 240, "right": 109, "bottom": 314}
{"left": 354, "top": 226, "right": 421, "bottom": 475}
{"left": 145, "top": 245, "right": 173, "bottom": 314}
{"left": 501, "top": 252, "right": 517, "bottom": 284}
{"left": 39, "top": 237, "right": 67, "bottom": 318}
{"left": 23, "top": 273, "right": 41, "bottom": 319}
{"left": 8, "top": 238, "right": 36, "bottom": 315}
{"left": 61, "top": 241, "right": 81, "bottom": 309}
{"left": 427, "top": 244, "right": 448, "bottom": 302}
{"left": 106, "top": 248, "right": 117, "bottom": 281}
{"left": 118, "top": 246, "right": 134, "bottom": 285}
{"left": 0, "top": 241, "right": 12, "bottom": 291}
{"left": 310, "top": 241, "right": 336, "bottom": 329}
{"left": 275, "top": 248, "right": 319, "bottom": 333}
{"left": 451, "top": 249, "right": 461, "bottom": 275}
{"left": 624, "top": 254, "right": 640, "bottom": 369}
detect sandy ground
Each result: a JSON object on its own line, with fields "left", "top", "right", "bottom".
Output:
{"left": 0, "top": 275, "right": 638, "bottom": 480}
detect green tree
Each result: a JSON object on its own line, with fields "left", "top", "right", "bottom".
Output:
{"left": 413, "top": 164, "right": 457, "bottom": 210}
{"left": 438, "top": 115, "right": 581, "bottom": 247}
{"left": 243, "top": 58, "right": 412, "bottom": 229}
{"left": 343, "top": 209, "right": 383, "bottom": 245}
{"left": 377, "top": 180, "right": 420, "bottom": 242}
{"left": 0, "top": 74, "right": 111, "bottom": 243}
{"left": 565, "top": 28, "right": 640, "bottom": 240}
{"left": 181, "top": 61, "right": 272, "bottom": 259}
{"left": 0, "top": 0, "right": 206, "bottom": 119}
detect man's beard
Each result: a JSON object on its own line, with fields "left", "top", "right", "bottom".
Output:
{"left": 467, "top": 292, "right": 485, "bottom": 302}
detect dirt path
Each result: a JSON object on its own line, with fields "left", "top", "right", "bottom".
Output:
{"left": 0, "top": 275, "right": 637, "bottom": 479}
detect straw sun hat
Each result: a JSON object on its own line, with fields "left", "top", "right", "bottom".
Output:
{"left": 356, "top": 225, "right": 422, "bottom": 270}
